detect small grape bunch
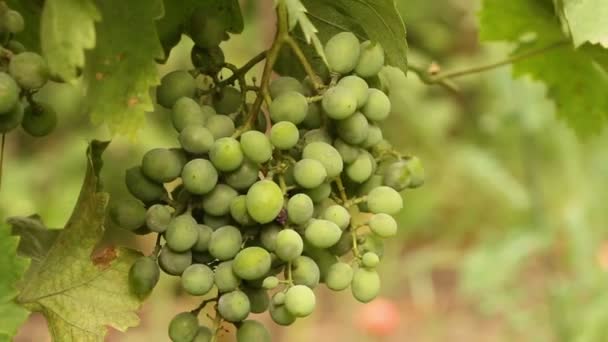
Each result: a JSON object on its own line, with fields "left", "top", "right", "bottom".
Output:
{"left": 112, "top": 30, "right": 423, "bottom": 342}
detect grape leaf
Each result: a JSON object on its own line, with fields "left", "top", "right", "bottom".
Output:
{"left": 6, "top": 215, "right": 59, "bottom": 266}
{"left": 12, "top": 141, "right": 143, "bottom": 341}
{"left": 84, "top": 0, "right": 164, "bottom": 137}
{"left": 282, "top": 0, "right": 328, "bottom": 65}
{"left": 562, "top": 0, "right": 608, "bottom": 48}
{"left": 40, "top": 0, "right": 101, "bottom": 81}
{"left": 0, "top": 224, "right": 30, "bottom": 342}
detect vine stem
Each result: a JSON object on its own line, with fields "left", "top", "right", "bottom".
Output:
{"left": 216, "top": 50, "right": 267, "bottom": 88}
{"left": 0, "top": 133, "right": 5, "bottom": 192}
{"left": 284, "top": 35, "right": 324, "bottom": 91}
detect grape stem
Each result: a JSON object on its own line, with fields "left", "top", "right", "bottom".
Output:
{"left": 334, "top": 177, "right": 349, "bottom": 203}
{"left": 284, "top": 35, "right": 324, "bottom": 91}
{"left": 216, "top": 50, "right": 267, "bottom": 89}
{"left": 306, "top": 94, "right": 324, "bottom": 103}
{"left": 286, "top": 261, "right": 294, "bottom": 285}
{"left": 344, "top": 196, "right": 368, "bottom": 208}
{"left": 191, "top": 298, "right": 217, "bottom": 316}
{"left": 0, "top": 133, "right": 5, "bottom": 192}
{"left": 150, "top": 234, "right": 162, "bottom": 259}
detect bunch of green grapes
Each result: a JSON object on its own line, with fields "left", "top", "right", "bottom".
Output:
{"left": 0, "top": 3, "right": 56, "bottom": 137}
{"left": 113, "top": 29, "right": 423, "bottom": 342}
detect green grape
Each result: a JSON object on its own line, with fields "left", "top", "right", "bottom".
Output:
{"left": 260, "top": 224, "right": 281, "bottom": 252}
{"left": 191, "top": 45, "right": 225, "bottom": 75}
{"left": 361, "top": 252, "right": 380, "bottom": 268}
{"left": 242, "top": 288, "right": 270, "bottom": 314}
{"left": 209, "top": 225, "right": 242, "bottom": 260}
{"left": 203, "top": 184, "right": 238, "bottom": 216}
{"left": 302, "top": 102, "right": 322, "bottom": 129}
{"left": 181, "top": 159, "right": 218, "bottom": 195}
{"left": 8, "top": 52, "right": 49, "bottom": 89}
{"left": 302, "top": 128, "right": 332, "bottom": 146}
{"left": 165, "top": 215, "right": 199, "bottom": 252}
{"left": 224, "top": 160, "right": 259, "bottom": 191}
{"left": 272, "top": 292, "right": 286, "bottom": 306}
{"left": 302, "top": 142, "right": 343, "bottom": 178}
{"left": 406, "top": 156, "right": 425, "bottom": 188}
{"left": 384, "top": 157, "right": 424, "bottom": 189}
{"left": 355, "top": 41, "right": 385, "bottom": 78}
{"left": 304, "top": 182, "right": 332, "bottom": 203}
{"left": 191, "top": 224, "right": 213, "bottom": 252}
{"left": 359, "top": 234, "right": 384, "bottom": 259}
{"left": 362, "top": 88, "right": 390, "bottom": 121}
{"left": 269, "top": 91, "right": 308, "bottom": 124}
{"left": 287, "top": 194, "right": 314, "bottom": 225}
{"left": 367, "top": 186, "right": 403, "bottom": 214}
{"left": 290, "top": 256, "right": 320, "bottom": 288}
{"left": 368, "top": 213, "right": 397, "bottom": 238}
{"left": 321, "top": 86, "right": 357, "bottom": 120}
{"left": 192, "top": 326, "right": 213, "bottom": 342}
{"left": 204, "top": 213, "right": 231, "bottom": 229}
{"left": 334, "top": 139, "right": 360, "bottom": 164}
{"left": 179, "top": 126, "right": 214, "bottom": 154}
{"left": 328, "top": 232, "right": 352, "bottom": 256}
{"left": 285, "top": 285, "right": 316, "bottom": 317}
{"left": 269, "top": 77, "right": 305, "bottom": 98}
{"left": 218, "top": 290, "right": 251, "bottom": 322}
{"left": 346, "top": 153, "right": 373, "bottom": 183}
{"left": 304, "top": 219, "right": 342, "bottom": 249}
{"left": 2, "top": 10, "right": 24, "bottom": 33}
{"left": 275, "top": 229, "right": 303, "bottom": 261}
{"left": 230, "top": 195, "right": 256, "bottom": 226}
{"left": 214, "top": 86, "right": 242, "bottom": 114}
{"left": 351, "top": 268, "right": 380, "bottom": 303}
{"left": 180, "top": 264, "right": 214, "bottom": 296}
{"left": 246, "top": 180, "right": 284, "bottom": 224}
{"left": 189, "top": 10, "right": 225, "bottom": 47}
{"left": 324, "top": 32, "right": 360, "bottom": 74}
{"left": 109, "top": 198, "right": 145, "bottom": 231}
{"left": 129, "top": 256, "right": 160, "bottom": 299}
{"left": 237, "top": 320, "right": 271, "bottom": 342}
{"left": 142, "top": 148, "right": 183, "bottom": 183}
{"left": 269, "top": 301, "right": 296, "bottom": 326}
{"left": 337, "top": 112, "right": 369, "bottom": 145}
{"left": 192, "top": 251, "right": 214, "bottom": 264}
{"left": 145, "top": 204, "right": 172, "bottom": 233}
{"left": 240, "top": 130, "right": 272, "bottom": 164}
{"left": 303, "top": 243, "right": 337, "bottom": 282}
{"left": 363, "top": 124, "right": 383, "bottom": 148}
{"left": 270, "top": 121, "right": 299, "bottom": 150}
{"left": 232, "top": 247, "right": 272, "bottom": 280}
{"left": 7, "top": 40, "right": 26, "bottom": 54}
{"left": 0, "top": 72, "right": 20, "bottom": 114}
{"left": 171, "top": 97, "right": 207, "bottom": 132}
{"left": 293, "top": 159, "right": 327, "bottom": 189}
{"left": 215, "top": 261, "right": 241, "bottom": 292}
{"left": 262, "top": 276, "right": 279, "bottom": 290}
{"left": 337, "top": 75, "right": 369, "bottom": 108}
{"left": 326, "top": 262, "right": 353, "bottom": 291}
{"left": 205, "top": 114, "right": 235, "bottom": 139}
{"left": 0, "top": 101, "right": 23, "bottom": 133}
{"left": 125, "top": 166, "right": 165, "bottom": 203}
{"left": 209, "top": 137, "right": 243, "bottom": 172}
{"left": 357, "top": 174, "right": 383, "bottom": 196}
{"left": 322, "top": 205, "right": 351, "bottom": 230}
{"left": 168, "top": 312, "right": 199, "bottom": 342}
{"left": 157, "top": 70, "right": 196, "bottom": 108}
{"left": 158, "top": 246, "right": 192, "bottom": 276}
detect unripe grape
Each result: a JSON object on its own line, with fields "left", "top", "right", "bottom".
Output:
{"left": 205, "top": 114, "right": 235, "bottom": 139}
{"left": 129, "top": 256, "right": 160, "bottom": 299}
{"left": 125, "top": 166, "right": 165, "bottom": 203}
{"left": 361, "top": 252, "right": 380, "bottom": 268}
{"left": 179, "top": 126, "right": 214, "bottom": 154}
{"left": 322, "top": 205, "right": 351, "bottom": 230}
{"left": 338, "top": 75, "right": 369, "bottom": 107}
{"left": 203, "top": 184, "right": 238, "bottom": 216}
{"left": 9, "top": 52, "right": 49, "bottom": 89}
{"left": 181, "top": 159, "right": 218, "bottom": 195}
{"left": 165, "top": 215, "right": 199, "bottom": 252}
{"left": 20, "top": 103, "right": 55, "bottom": 137}
{"left": 145, "top": 204, "right": 172, "bottom": 233}
{"left": 210, "top": 137, "right": 243, "bottom": 172}
{"left": 304, "top": 244, "right": 337, "bottom": 282}
{"left": 157, "top": 70, "right": 196, "bottom": 108}
{"left": 229, "top": 195, "right": 255, "bottom": 226}
{"left": 203, "top": 213, "right": 231, "bottom": 229}
{"left": 240, "top": 130, "right": 272, "bottom": 164}
{"left": 263, "top": 276, "right": 279, "bottom": 290}
{"left": 218, "top": 290, "right": 251, "bottom": 322}
{"left": 329, "top": 231, "right": 353, "bottom": 256}
{"left": 334, "top": 138, "right": 360, "bottom": 164}
{"left": 243, "top": 287, "right": 270, "bottom": 313}
{"left": 109, "top": 198, "right": 145, "bottom": 231}
{"left": 192, "top": 327, "right": 213, "bottom": 342}
{"left": 302, "top": 128, "right": 332, "bottom": 146}
{"left": 362, "top": 88, "right": 390, "bottom": 121}
{"left": 351, "top": 268, "right": 380, "bottom": 303}
{"left": 189, "top": 10, "right": 225, "bottom": 48}
{"left": 302, "top": 142, "right": 343, "bottom": 178}
{"left": 191, "top": 45, "right": 224, "bottom": 75}
{"left": 7, "top": 40, "right": 26, "bottom": 54}
{"left": 168, "top": 312, "right": 199, "bottom": 342}
{"left": 0, "top": 100, "right": 22, "bottom": 133}
{"left": 305, "top": 219, "right": 342, "bottom": 249}
{"left": 269, "top": 91, "right": 308, "bottom": 124}
{"left": 232, "top": 247, "right": 272, "bottom": 280}
{"left": 355, "top": 41, "right": 385, "bottom": 78}
{"left": 0, "top": 72, "right": 20, "bottom": 114}
{"left": 237, "top": 320, "right": 271, "bottom": 342}
{"left": 260, "top": 224, "right": 281, "bottom": 252}
{"left": 290, "top": 255, "right": 320, "bottom": 288}
{"left": 287, "top": 194, "right": 314, "bottom": 225}
{"left": 304, "top": 182, "right": 332, "bottom": 203}
{"left": 285, "top": 285, "right": 316, "bottom": 317}
{"left": 384, "top": 157, "right": 424, "bottom": 189}
{"left": 337, "top": 112, "right": 369, "bottom": 145}
{"left": 275, "top": 229, "right": 303, "bottom": 261}
{"left": 367, "top": 186, "right": 403, "bottom": 215}
{"left": 346, "top": 153, "right": 374, "bottom": 183}
{"left": 214, "top": 86, "right": 241, "bottom": 114}
{"left": 368, "top": 213, "right": 397, "bottom": 238}
{"left": 326, "top": 262, "right": 353, "bottom": 291}
{"left": 2, "top": 10, "right": 24, "bottom": 33}
{"left": 270, "top": 76, "right": 305, "bottom": 98}
{"left": 215, "top": 261, "right": 241, "bottom": 292}
{"left": 363, "top": 124, "right": 383, "bottom": 148}
{"left": 158, "top": 246, "right": 192, "bottom": 276}
{"left": 171, "top": 97, "right": 208, "bottom": 132}
{"left": 294, "top": 159, "right": 327, "bottom": 189}
{"left": 269, "top": 301, "right": 296, "bottom": 326}
{"left": 142, "top": 148, "right": 183, "bottom": 183}
{"left": 209, "top": 225, "right": 242, "bottom": 260}
{"left": 302, "top": 102, "right": 322, "bottom": 129}
{"left": 246, "top": 180, "right": 284, "bottom": 224}
{"left": 270, "top": 121, "right": 299, "bottom": 150}
{"left": 359, "top": 234, "right": 385, "bottom": 259}
{"left": 225, "top": 159, "right": 259, "bottom": 191}
{"left": 324, "top": 32, "right": 360, "bottom": 74}
{"left": 180, "top": 264, "right": 214, "bottom": 296}
{"left": 322, "top": 86, "right": 357, "bottom": 120}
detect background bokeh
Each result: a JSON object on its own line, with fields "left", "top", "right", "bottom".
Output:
{"left": 5, "top": 0, "right": 608, "bottom": 341}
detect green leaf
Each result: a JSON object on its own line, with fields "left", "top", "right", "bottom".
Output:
{"left": 12, "top": 141, "right": 144, "bottom": 341}
{"left": 0, "top": 224, "right": 30, "bottom": 342}
{"left": 562, "top": 0, "right": 608, "bottom": 48}
{"left": 6, "top": 215, "right": 59, "bottom": 265}
{"left": 283, "top": 0, "right": 328, "bottom": 65}
{"left": 84, "top": 0, "right": 164, "bottom": 136}
{"left": 40, "top": 0, "right": 101, "bottom": 81}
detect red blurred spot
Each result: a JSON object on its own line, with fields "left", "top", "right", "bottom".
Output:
{"left": 355, "top": 297, "right": 400, "bottom": 336}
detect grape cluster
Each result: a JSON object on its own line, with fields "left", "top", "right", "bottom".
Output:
{"left": 113, "top": 30, "right": 423, "bottom": 342}
{"left": 0, "top": 3, "right": 56, "bottom": 137}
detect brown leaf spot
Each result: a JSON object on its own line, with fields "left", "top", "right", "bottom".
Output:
{"left": 92, "top": 246, "right": 118, "bottom": 269}
{"left": 127, "top": 97, "right": 139, "bottom": 107}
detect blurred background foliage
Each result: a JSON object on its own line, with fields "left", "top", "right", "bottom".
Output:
{"left": 4, "top": 0, "right": 608, "bottom": 341}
